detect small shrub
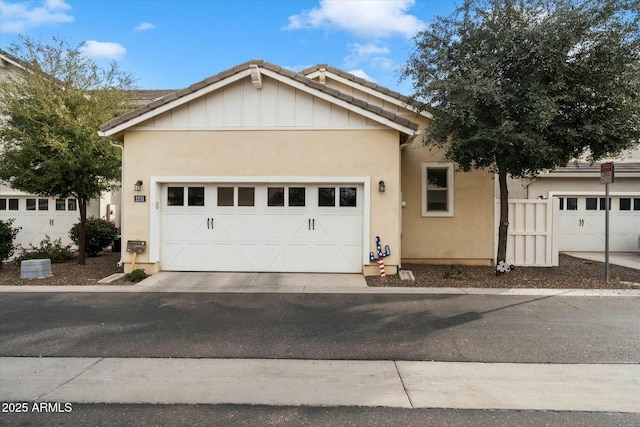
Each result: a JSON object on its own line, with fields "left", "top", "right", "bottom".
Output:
{"left": 16, "top": 235, "right": 74, "bottom": 263}
{"left": 69, "top": 217, "right": 118, "bottom": 257}
{"left": 443, "top": 265, "right": 466, "bottom": 280}
{"left": 124, "top": 268, "right": 148, "bottom": 283}
{"left": 0, "top": 219, "right": 21, "bottom": 269}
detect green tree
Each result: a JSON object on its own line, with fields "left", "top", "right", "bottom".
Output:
{"left": 0, "top": 36, "right": 136, "bottom": 265}
{"left": 402, "top": 0, "right": 639, "bottom": 272}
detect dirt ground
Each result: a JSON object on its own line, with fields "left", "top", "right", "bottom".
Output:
{"left": 1, "top": 251, "right": 638, "bottom": 288}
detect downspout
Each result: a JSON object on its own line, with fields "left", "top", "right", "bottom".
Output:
{"left": 108, "top": 138, "right": 124, "bottom": 267}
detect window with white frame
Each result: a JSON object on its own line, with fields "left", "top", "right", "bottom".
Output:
{"left": 422, "top": 163, "right": 454, "bottom": 217}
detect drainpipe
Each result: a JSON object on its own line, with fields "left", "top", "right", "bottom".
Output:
{"left": 108, "top": 139, "right": 124, "bottom": 267}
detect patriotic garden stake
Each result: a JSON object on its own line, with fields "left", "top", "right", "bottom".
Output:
{"left": 370, "top": 236, "right": 391, "bottom": 277}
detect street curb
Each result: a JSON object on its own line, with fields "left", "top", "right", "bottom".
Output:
{"left": 1, "top": 284, "right": 639, "bottom": 296}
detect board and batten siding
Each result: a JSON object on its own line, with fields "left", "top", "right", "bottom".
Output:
{"left": 132, "top": 77, "right": 384, "bottom": 130}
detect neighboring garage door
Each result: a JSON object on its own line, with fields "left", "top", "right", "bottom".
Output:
{"left": 0, "top": 196, "right": 80, "bottom": 249}
{"left": 558, "top": 196, "right": 640, "bottom": 252}
{"left": 161, "top": 184, "right": 363, "bottom": 272}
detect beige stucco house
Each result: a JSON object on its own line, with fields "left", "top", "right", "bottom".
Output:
{"left": 99, "top": 60, "right": 495, "bottom": 275}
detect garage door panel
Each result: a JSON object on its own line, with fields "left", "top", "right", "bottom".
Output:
{"left": 558, "top": 195, "right": 640, "bottom": 252}
{"left": 161, "top": 183, "right": 364, "bottom": 272}
{"left": 208, "top": 243, "right": 259, "bottom": 271}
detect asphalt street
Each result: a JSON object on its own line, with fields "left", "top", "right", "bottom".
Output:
{"left": 1, "top": 290, "right": 639, "bottom": 426}
{"left": 1, "top": 292, "right": 638, "bottom": 362}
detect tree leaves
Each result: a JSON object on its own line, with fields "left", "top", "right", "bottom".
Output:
{"left": 403, "top": 0, "right": 640, "bottom": 178}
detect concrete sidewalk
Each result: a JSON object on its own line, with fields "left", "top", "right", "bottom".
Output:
{"left": 1, "top": 357, "right": 638, "bottom": 412}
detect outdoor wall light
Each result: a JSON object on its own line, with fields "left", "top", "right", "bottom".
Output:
{"left": 378, "top": 180, "right": 385, "bottom": 192}
{"left": 134, "top": 180, "right": 143, "bottom": 192}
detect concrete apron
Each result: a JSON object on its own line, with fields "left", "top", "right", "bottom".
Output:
{"left": 137, "top": 271, "right": 369, "bottom": 292}
{"left": 1, "top": 357, "right": 639, "bottom": 412}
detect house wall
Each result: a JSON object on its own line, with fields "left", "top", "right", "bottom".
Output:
{"left": 400, "top": 142, "right": 495, "bottom": 265}
{"left": 120, "top": 128, "right": 402, "bottom": 274}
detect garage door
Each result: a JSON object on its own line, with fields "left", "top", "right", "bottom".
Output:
{"left": 161, "top": 184, "right": 363, "bottom": 272}
{"left": 0, "top": 197, "right": 80, "bottom": 249}
{"left": 558, "top": 196, "right": 640, "bottom": 252}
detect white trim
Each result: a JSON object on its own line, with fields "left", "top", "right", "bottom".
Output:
{"left": 421, "top": 163, "right": 455, "bottom": 217}
{"left": 128, "top": 125, "right": 389, "bottom": 132}
{"left": 148, "top": 176, "right": 371, "bottom": 267}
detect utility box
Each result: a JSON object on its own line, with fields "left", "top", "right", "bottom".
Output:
{"left": 20, "top": 259, "right": 53, "bottom": 279}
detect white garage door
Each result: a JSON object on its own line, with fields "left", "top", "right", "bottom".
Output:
{"left": 161, "top": 184, "right": 363, "bottom": 272}
{"left": 558, "top": 196, "right": 640, "bottom": 252}
{"left": 0, "top": 196, "right": 80, "bottom": 249}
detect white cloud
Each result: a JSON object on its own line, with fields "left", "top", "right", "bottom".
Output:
{"left": 284, "top": 0, "right": 425, "bottom": 38}
{"left": 0, "top": 0, "right": 74, "bottom": 33}
{"left": 343, "top": 42, "right": 391, "bottom": 69}
{"left": 347, "top": 69, "right": 376, "bottom": 82}
{"left": 135, "top": 22, "right": 155, "bottom": 31}
{"left": 80, "top": 40, "right": 126, "bottom": 60}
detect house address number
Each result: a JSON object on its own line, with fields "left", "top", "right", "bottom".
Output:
{"left": 134, "top": 195, "right": 146, "bottom": 202}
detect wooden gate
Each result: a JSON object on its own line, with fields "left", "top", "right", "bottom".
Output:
{"left": 495, "top": 199, "right": 559, "bottom": 267}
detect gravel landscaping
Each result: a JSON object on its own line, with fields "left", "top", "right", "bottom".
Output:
{"left": 0, "top": 251, "right": 638, "bottom": 288}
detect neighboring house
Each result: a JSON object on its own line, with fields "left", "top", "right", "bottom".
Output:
{"left": 0, "top": 49, "right": 110, "bottom": 249}
{"left": 524, "top": 147, "right": 640, "bottom": 253}
{"left": 99, "top": 60, "right": 495, "bottom": 275}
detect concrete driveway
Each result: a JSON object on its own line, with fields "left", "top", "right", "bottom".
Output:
{"left": 564, "top": 252, "right": 640, "bottom": 270}
{"left": 136, "top": 271, "right": 369, "bottom": 293}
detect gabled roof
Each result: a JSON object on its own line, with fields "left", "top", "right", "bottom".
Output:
{"left": 302, "top": 64, "right": 433, "bottom": 120}
{"left": 99, "top": 59, "right": 420, "bottom": 139}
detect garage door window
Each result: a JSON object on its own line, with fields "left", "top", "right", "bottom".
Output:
{"left": 238, "top": 187, "right": 255, "bottom": 206}
{"left": 268, "top": 187, "right": 285, "bottom": 206}
{"left": 0, "top": 198, "right": 15, "bottom": 210}
{"left": 217, "top": 187, "right": 234, "bottom": 206}
{"left": 318, "top": 188, "right": 335, "bottom": 207}
{"left": 619, "top": 198, "right": 631, "bottom": 211}
{"left": 168, "top": 187, "right": 184, "bottom": 206}
{"left": 340, "top": 187, "right": 357, "bottom": 207}
{"left": 188, "top": 187, "right": 205, "bottom": 206}
{"left": 586, "top": 198, "right": 598, "bottom": 210}
{"left": 634, "top": 198, "right": 640, "bottom": 210}
{"left": 599, "top": 198, "right": 611, "bottom": 210}
{"left": 566, "top": 197, "right": 578, "bottom": 210}
{"left": 288, "top": 187, "right": 306, "bottom": 207}
{"left": 55, "top": 198, "right": 78, "bottom": 211}
{"left": 26, "top": 198, "right": 48, "bottom": 211}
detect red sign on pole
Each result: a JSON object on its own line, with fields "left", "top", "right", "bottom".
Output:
{"left": 600, "top": 162, "right": 614, "bottom": 184}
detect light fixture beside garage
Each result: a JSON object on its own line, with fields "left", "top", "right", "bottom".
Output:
{"left": 134, "top": 180, "right": 143, "bottom": 192}
{"left": 378, "top": 180, "right": 385, "bottom": 192}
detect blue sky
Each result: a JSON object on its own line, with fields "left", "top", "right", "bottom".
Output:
{"left": 0, "top": 0, "right": 458, "bottom": 93}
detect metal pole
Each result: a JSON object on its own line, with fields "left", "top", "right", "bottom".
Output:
{"left": 605, "top": 183, "right": 610, "bottom": 283}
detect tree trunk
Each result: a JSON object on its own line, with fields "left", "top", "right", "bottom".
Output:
{"left": 78, "top": 196, "right": 87, "bottom": 265}
{"left": 496, "top": 169, "right": 509, "bottom": 275}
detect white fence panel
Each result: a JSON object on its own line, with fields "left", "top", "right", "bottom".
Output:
{"left": 495, "top": 199, "right": 559, "bottom": 267}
